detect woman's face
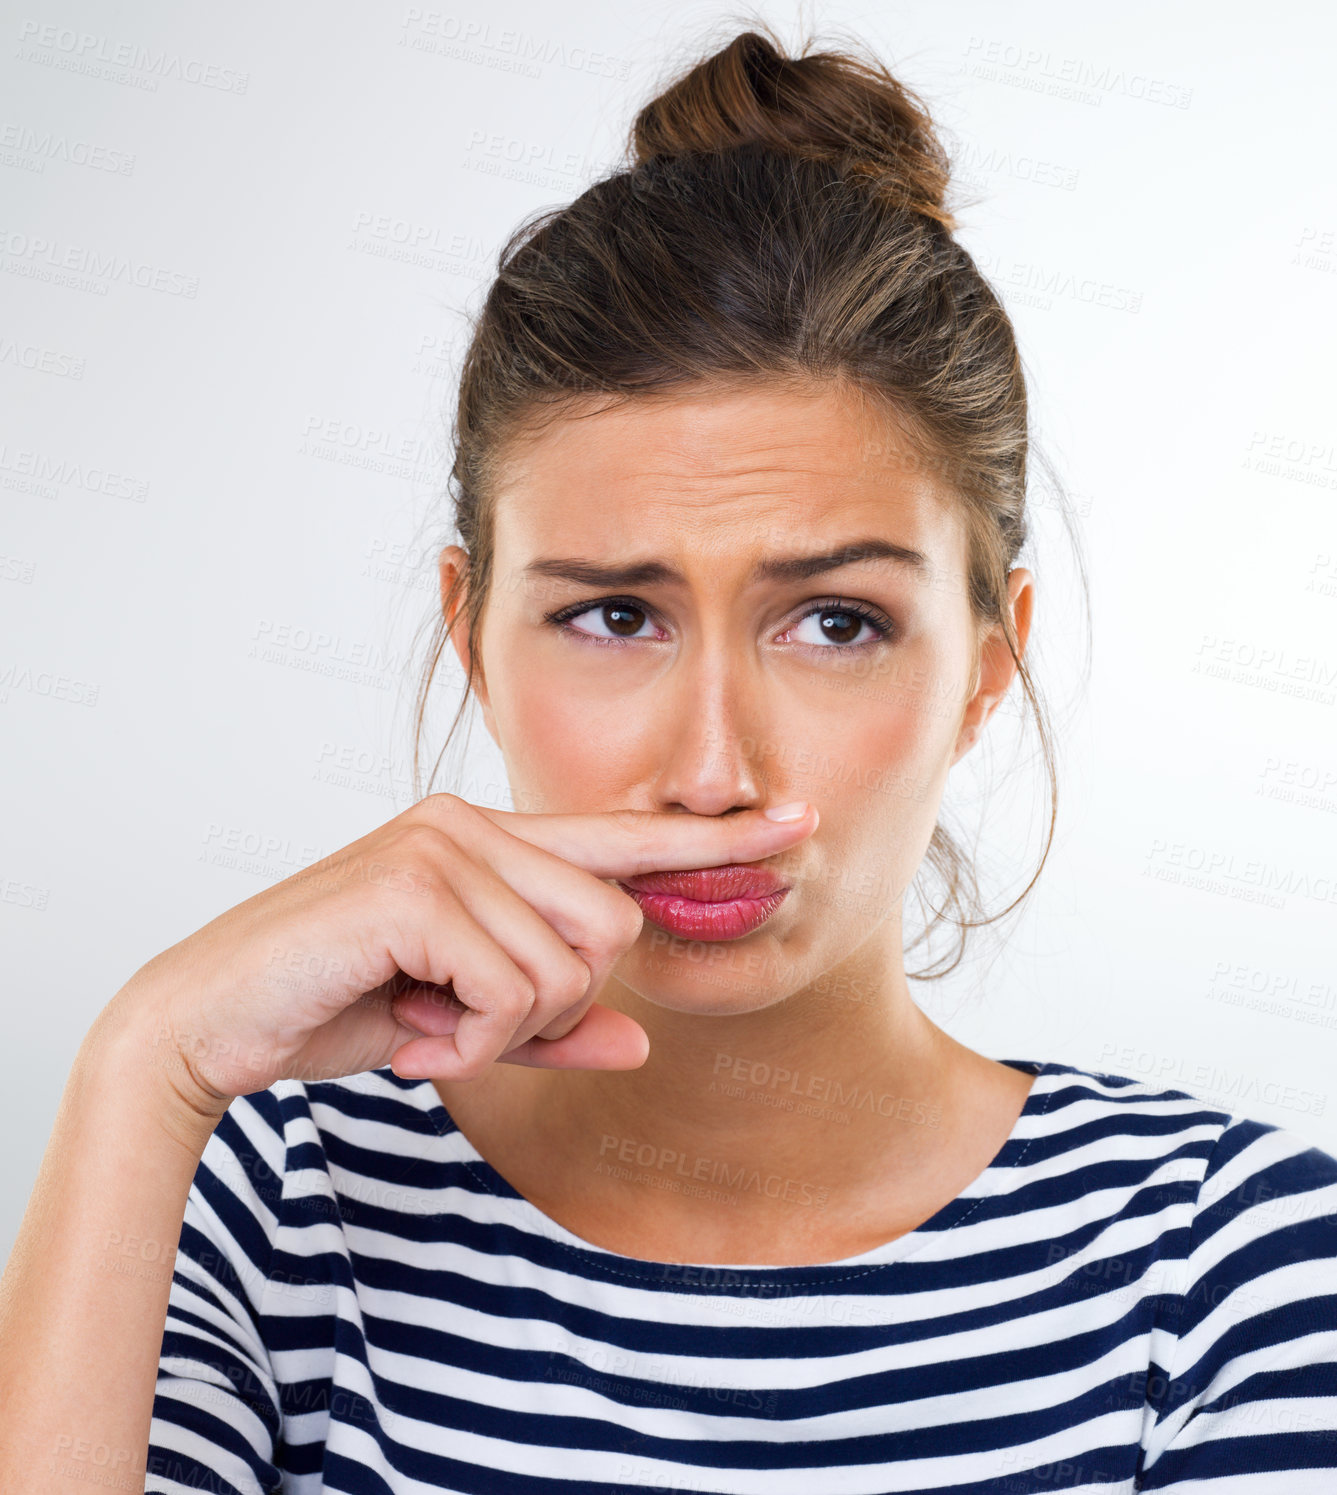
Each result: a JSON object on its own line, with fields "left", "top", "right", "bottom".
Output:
{"left": 441, "top": 379, "right": 1032, "bottom": 1016}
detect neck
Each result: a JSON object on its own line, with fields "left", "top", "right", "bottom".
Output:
{"left": 538, "top": 941, "right": 965, "bottom": 1208}
{"left": 430, "top": 933, "right": 1030, "bottom": 1261}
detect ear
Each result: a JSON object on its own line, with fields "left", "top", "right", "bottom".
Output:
{"left": 951, "top": 567, "right": 1034, "bottom": 765}
{"left": 439, "top": 544, "right": 499, "bottom": 745}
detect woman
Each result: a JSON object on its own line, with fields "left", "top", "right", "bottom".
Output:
{"left": 4, "top": 25, "right": 1336, "bottom": 1494}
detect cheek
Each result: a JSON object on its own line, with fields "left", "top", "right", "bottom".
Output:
{"left": 777, "top": 684, "right": 946, "bottom": 804}
{"left": 851, "top": 638, "right": 967, "bottom": 763}
{"left": 777, "top": 686, "right": 951, "bottom": 891}
{"left": 489, "top": 654, "right": 654, "bottom": 804}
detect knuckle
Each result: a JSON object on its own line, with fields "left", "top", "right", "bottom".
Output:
{"left": 610, "top": 806, "right": 656, "bottom": 836}
{"left": 385, "top": 822, "right": 467, "bottom": 898}
{"left": 387, "top": 798, "right": 473, "bottom": 864}
{"left": 394, "top": 820, "right": 453, "bottom": 861}
{"left": 493, "top": 972, "right": 537, "bottom": 1021}
{"left": 422, "top": 790, "right": 470, "bottom": 820}
{"left": 544, "top": 956, "right": 592, "bottom": 1008}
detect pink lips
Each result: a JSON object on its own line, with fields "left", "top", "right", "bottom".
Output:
{"left": 616, "top": 864, "right": 789, "bottom": 941}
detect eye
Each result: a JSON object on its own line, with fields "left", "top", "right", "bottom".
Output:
{"left": 547, "top": 597, "right": 662, "bottom": 644}
{"left": 784, "top": 601, "right": 893, "bottom": 649}
{"left": 542, "top": 594, "right": 894, "bottom": 651}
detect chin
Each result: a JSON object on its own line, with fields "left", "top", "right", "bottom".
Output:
{"left": 621, "top": 929, "right": 799, "bottom": 1016}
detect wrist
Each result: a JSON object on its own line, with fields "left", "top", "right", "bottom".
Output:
{"left": 80, "top": 993, "right": 232, "bottom": 1156}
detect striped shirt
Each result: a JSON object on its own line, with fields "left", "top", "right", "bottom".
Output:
{"left": 146, "top": 1056, "right": 1337, "bottom": 1493}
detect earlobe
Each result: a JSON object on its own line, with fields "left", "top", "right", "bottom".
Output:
{"left": 472, "top": 657, "right": 497, "bottom": 744}
{"left": 951, "top": 699, "right": 991, "bottom": 765}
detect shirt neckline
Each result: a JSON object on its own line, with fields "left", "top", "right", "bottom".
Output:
{"left": 401, "top": 1057, "right": 1056, "bottom": 1286}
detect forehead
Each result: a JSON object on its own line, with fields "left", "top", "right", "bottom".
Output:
{"left": 490, "top": 380, "right": 962, "bottom": 571}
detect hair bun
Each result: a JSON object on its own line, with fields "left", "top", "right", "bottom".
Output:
{"left": 629, "top": 27, "right": 955, "bottom": 232}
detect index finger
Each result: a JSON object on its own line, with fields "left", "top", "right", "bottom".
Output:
{"left": 464, "top": 799, "right": 819, "bottom": 880}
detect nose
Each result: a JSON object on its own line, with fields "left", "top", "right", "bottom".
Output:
{"left": 648, "top": 651, "right": 771, "bottom": 817}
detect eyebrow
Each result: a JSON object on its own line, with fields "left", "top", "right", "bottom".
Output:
{"left": 523, "top": 537, "right": 930, "bottom": 589}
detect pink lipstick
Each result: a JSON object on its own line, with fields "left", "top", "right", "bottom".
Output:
{"left": 616, "top": 864, "right": 789, "bottom": 941}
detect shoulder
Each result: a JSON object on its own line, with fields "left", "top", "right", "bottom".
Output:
{"left": 214, "top": 1065, "right": 451, "bottom": 1191}
{"left": 1179, "top": 1109, "right": 1337, "bottom": 1320}
{"left": 1022, "top": 1058, "right": 1238, "bottom": 1163}
{"left": 185, "top": 1067, "right": 454, "bottom": 1264}
{"left": 197, "top": 1065, "right": 443, "bottom": 1193}
{"left": 221, "top": 1064, "right": 444, "bottom": 1143}
{"left": 1113, "top": 1079, "right": 1337, "bottom": 1480}
{"left": 1025, "top": 1060, "right": 1337, "bottom": 1221}
{"left": 1048, "top": 1054, "right": 1337, "bottom": 1161}
{"left": 1038, "top": 1060, "right": 1337, "bottom": 1306}
{"left": 1047, "top": 1058, "right": 1337, "bottom": 1211}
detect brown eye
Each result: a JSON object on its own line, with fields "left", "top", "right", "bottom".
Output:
{"left": 602, "top": 604, "right": 646, "bottom": 637}
{"left": 790, "top": 605, "right": 888, "bottom": 648}
{"left": 817, "top": 609, "right": 865, "bottom": 644}
{"left": 562, "top": 601, "right": 654, "bottom": 640}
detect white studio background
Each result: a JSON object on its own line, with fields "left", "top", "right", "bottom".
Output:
{"left": 3, "top": 0, "right": 1335, "bottom": 1263}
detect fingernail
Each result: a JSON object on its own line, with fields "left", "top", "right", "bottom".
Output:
{"left": 764, "top": 800, "right": 809, "bottom": 822}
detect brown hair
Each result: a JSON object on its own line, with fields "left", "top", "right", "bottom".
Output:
{"left": 409, "top": 20, "right": 1090, "bottom": 980}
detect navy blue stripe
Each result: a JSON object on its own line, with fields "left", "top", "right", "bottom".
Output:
{"left": 1139, "top": 1429, "right": 1337, "bottom": 1486}
{"left": 149, "top": 1384, "right": 281, "bottom": 1490}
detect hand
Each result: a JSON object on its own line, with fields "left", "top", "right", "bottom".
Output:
{"left": 107, "top": 793, "right": 818, "bottom": 1118}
